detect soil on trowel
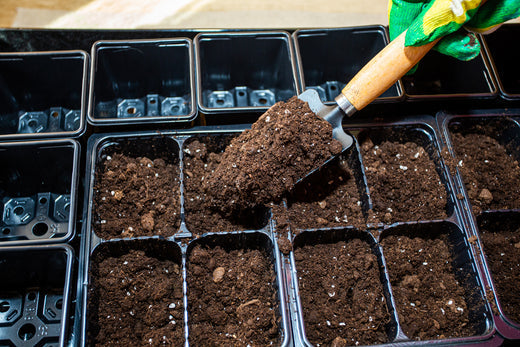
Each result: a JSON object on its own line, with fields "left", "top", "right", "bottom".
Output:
{"left": 183, "top": 136, "right": 268, "bottom": 235}
{"left": 360, "top": 137, "right": 448, "bottom": 224}
{"left": 88, "top": 249, "right": 184, "bottom": 346}
{"left": 286, "top": 157, "right": 365, "bottom": 231}
{"left": 478, "top": 219, "right": 520, "bottom": 323}
{"left": 204, "top": 96, "right": 342, "bottom": 216}
{"left": 450, "top": 131, "right": 520, "bottom": 214}
{"left": 93, "top": 153, "right": 180, "bottom": 239}
{"left": 381, "top": 234, "right": 474, "bottom": 340}
{"left": 294, "top": 239, "right": 390, "bottom": 346}
{"left": 187, "top": 244, "right": 280, "bottom": 346}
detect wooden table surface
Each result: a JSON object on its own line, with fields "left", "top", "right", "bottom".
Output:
{"left": 1, "top": 0, "right": 388, "bottom": 29}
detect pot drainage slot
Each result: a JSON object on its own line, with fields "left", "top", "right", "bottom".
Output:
{"left": 308, "top": 81, "right": 345, "bottom": 102}
{"left": 2, "top": 197, "right": 35, "bottom": 226}
{"left": 17, "top": 108, "right": 81, "bottom": 134}
{"left": 207, "top": 88, "right": 277, "bottom": 108}
{"left": 18, "top": 323, "right": 36, "bottom": 341}
{"left": 1, "top": 193, "right": 71, "bottom": 240}
{"left": 116, "top": 95, "right": 189, "bottom": 118}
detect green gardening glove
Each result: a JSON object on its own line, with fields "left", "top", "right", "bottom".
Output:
{"left": 389, "top": 0, "right": 520, "bottom": 68}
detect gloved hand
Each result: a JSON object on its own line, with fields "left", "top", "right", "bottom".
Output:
{"left": 389, "top": 0, "right": 520, "bottom": 64}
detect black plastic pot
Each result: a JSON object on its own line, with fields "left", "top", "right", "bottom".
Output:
{"left": 0, "top": 244, "right": 74, "bottom": 347}
{"left": 401, "top": 43, "right": 497, "bottom": 100}
{"left": 481, "top": 24, "right": 520, "bottom": 100}
{"left": 0, "top": 51, "right": 88, "bottom": 140}
{"left": 293, "top": 26, "right": 403, "bottom": 104}
{"left": 0, "top": 139, "right": 80, "bottom": 245}
{"left": 89, "top": 39, "right": 196, "bottom": 125}
{"left": 195, "top": 31, "right": 299, "bottom": 114}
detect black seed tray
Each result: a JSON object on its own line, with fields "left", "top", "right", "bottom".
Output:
{"left": 438, "top": 113, "right": 520, "bottom": 340}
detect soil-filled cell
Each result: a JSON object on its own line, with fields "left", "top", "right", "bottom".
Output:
{"left": 359, "top": 126, "right": 449, "bottom": 224}
{"left": 87, "top": 240, "right": 184, "bottom": 347}
{"left": 92, "top": 136, "right": 180, "bottom": 239}
{"left": 187, "top": 233, "right": 281, "bottom": 346}
{"left": 203, "top": 97, "right": 342, "bottom": 216}
{"left": 448, "top": 118, "right": 520, "bottom": 214}
{"left": 381, "top": 223, "right": 488, "bottom": 341}
{"left": 183, "top": 135, "right": 268, "bottom": 235}
{"left": 294, "top": 230, "right": 393, "bottom": 346}
{"left": 477, "top": 212, "right": 520, "bottom": 324}
{"left": 286, "top": 148, "right": 367, "bottom": 231}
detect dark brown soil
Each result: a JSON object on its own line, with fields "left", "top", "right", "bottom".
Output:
{"left": 286, "top": 157, "right": 365, "bottom": 230}
{"left": 93, "top": 153, "right": 180, "bottom": 239}
{"left": 381, "top": 234, "right": 474, "bottom": 340}
{"left": 277, "top": 236, "right": 292, "bottom": 255}
{"left": 187, "top": 245, "right": 280, "bottom": 346}
{"left": 450, "top": 131, "right": 520, "bottom": 213}
{"left": 88, "top": 250, "right": 184, "bottom": 346}
{"left": 360, "top": 138, "right": 448, "bottom": 224}
{"left": 183, "top": 136, "right": 267, "bottom": 235}
{"left": 205, "top": 96, "right": 342, "bottom": 216}
{"left": 294, "top": 239, "right": 390, "bottom": 346}
{"left": 479, "top": 222, "right": 520, "bottom": 323}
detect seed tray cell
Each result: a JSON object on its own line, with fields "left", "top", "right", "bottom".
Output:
{"left": 442, "top": 115, "right": 520, "bottom": 215}
{"left": 289, "top": 228, "right": 397, "bottom": 346}
{"left": 195, "top": 31, "right": 299, "bottom": 114}
{"left": 186, "top": 232, "right": 290, "bottom": 346}
{"left": 89, "top": 134, "right": 182, "bottom": 240}
{"left": 356, "top": 123, "right": 456, "bottom": 225}
{"left": 379, "top": 221, "right": 492, "bottom": 343}
{"left": 293, "top": 26, "right": 402, "bottom": 104}
{"left": 284, "top": 141, "right": 371, "bottom": 231}
{"left": 84, "top": 238, "right": 184, "bottom": 346}
{"left": 182, "top": 134, "right": 270, "bottom": 235}
{"left": 89, "top": 39, "right": 195, "bottom": 125}
{"left": 475, "top": 211, "right": 520, "bottom": 339}
{"left": 0, "top": 245, "right": 74, "bottom": 347}
{"left": 0, "top": 140, "right": 80, "bottom": 245}
{"left": 0, "top": 51, "right": 88, "bottom": 139}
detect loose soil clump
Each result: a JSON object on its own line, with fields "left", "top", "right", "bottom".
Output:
{"left": 294, "top": 239, "right": 390, "bottom": 346}
{"left": 478, "top": 220, "right": 520, "bottom": 323}
{"left": 88, "top": 249, "right": 184, "bottom": 346}
{"left": 450, "top": 131, "right": 520, "bottom": 213}
{"left": 183, "top": 137, "right": 267, "bottom": 235}
{"left": 286, "top": 158, "right": 365, "bottom": 231}
{"left": 93, "top": 153, "right": 180, "bottom": 239}
{"left": 205, "top": 96, "right": 342, "bottom": 216}
{"left": 360, "top": 138, "right": 448, "bottom": 224}
{"left": 188, "top": 245, "right": 280, "bottom": 346}
{"left": 381, "top": 234, "right": 474, "bottom": 340}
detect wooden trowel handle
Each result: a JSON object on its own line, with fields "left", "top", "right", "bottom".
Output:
{"left": 340, "top": 30, "right": 439, "bottom": 111}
